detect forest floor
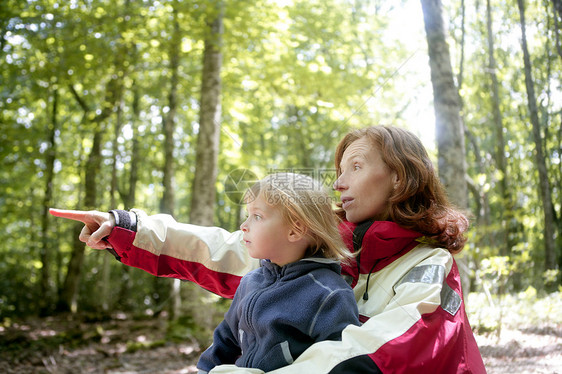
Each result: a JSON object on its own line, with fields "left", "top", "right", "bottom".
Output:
{"left": 0, "top": 313, "right": 561, "bottom": 374}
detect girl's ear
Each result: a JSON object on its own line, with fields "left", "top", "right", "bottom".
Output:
{"left": 287, "top": 221, "right": 307, "bottom": 242}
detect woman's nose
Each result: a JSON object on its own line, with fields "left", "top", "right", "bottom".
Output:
{"left": 333, "top": 174, "right": 347, "bottom": 191}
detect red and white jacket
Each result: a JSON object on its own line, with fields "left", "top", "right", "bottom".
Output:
{"left": 107, "top": 209, "right": 486, "bottom": 374}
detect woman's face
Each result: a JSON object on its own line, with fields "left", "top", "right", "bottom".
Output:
{"left": 334, "top": 137, "right": 398, "bottom": 223}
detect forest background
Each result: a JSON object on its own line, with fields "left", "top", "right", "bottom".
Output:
{"left": 1, "top": 0, "right": 562, "bottom": 373}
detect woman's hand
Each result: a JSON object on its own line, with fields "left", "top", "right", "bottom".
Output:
{"left": 49, "top": 208, "right": 115, "bottom": 249}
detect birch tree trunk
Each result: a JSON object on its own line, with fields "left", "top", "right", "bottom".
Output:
{"left": 420, "top": 0, "right": 470, "bottom": 292}
{"left": 421, "top": 0, "right": 468, "bottom": 208}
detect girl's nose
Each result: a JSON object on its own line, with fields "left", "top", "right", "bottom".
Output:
{"left": 240, "top": 219, "right": 248, "bottom": 232}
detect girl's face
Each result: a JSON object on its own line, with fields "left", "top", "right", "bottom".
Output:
{"left": 334, "top": 137, "right": 398, "bottom": 223}
{"left": 240, "top": 194, "right": 307, "bottom": 266}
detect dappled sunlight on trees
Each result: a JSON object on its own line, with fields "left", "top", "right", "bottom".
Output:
{"left": 1, "top": 2, "right": 561, "bottom": 372}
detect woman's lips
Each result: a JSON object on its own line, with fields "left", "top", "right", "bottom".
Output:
{"left": 341, "top": 197, "right": 354, "bottom": 210}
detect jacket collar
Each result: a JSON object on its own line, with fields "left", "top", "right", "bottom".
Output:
{"left": 260, "top": 256, "right": 341, "bottom": 279}
{"left": 340, "top": 220, "right": 423, "bottom": 273}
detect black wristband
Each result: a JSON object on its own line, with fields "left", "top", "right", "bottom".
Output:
{"left": 109, "top": 210, "right": 138, "bottom": 232}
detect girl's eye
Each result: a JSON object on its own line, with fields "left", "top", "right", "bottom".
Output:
{"left": 254, "top": 214, "right": 262, "bottom": 221}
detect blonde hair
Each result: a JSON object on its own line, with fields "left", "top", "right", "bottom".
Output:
{"left": 246, "top": 173, "right": 353, "bottom": 262}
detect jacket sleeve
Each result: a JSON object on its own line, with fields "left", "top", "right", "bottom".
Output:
{"left": 107, "top": 209, "right": 260, "bottom": 298}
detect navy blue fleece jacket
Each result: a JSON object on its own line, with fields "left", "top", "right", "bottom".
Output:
{"left": 197, "top": 257, "right": 360, "bottom": 373}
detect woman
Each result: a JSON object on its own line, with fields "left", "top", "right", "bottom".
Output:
{"left": 51, "top": 125, "right": 486, "bottom": 373}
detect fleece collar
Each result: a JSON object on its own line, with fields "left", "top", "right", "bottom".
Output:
{"left": 260, "top": 257, "right": 341, "bottom": 280}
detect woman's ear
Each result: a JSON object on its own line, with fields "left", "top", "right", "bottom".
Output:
{"left": 392, "top": 171, "right": 399, "bottom": 190}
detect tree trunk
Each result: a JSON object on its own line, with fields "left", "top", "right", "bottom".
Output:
{"left": 189, "top": 4, "right": 223, "bottom": 227}
{"left": 457, "top": 0, "right": 491, "bottom": 250}
{"left": 39, "top": 86, "right": 58, "bottom": 315}
{"left": 420, "top": 0, "right": 470, "bottom": 293}
{"left": 552, "top": 0, "right": 562, "bottom": 276}
{"left": 421, "top": 0, "right": 468, "bottom": 209}
{"left": 57, "top": 127, "right": 104, "bottom": 313}
{"left": 465, "top": 130, "right": 493, "bottom": 247}
{"left": 158, "top": 1, "right": 182, "bottom": 320}
{"left": 553, "top": 0, "right": 562, "bottom": 61}
{"left": 117, "top": 80, "right": 141, "bottom": 310}
{"left": 185, "top": 3, "right": 224, "bottom": 331}
{"left": 456, "top": 0, "right": 465, "bottom": 91}
{"left": 554, "top": 0, "right": 562, "bottom": 20}
{"left": 58, "top": 79, "right": 121, "bottom": 312}
{"left": 125, "top": 80, "right": 141, "bottom": 209}
{"left": 57, "top": 223, "right": 87, "bottom": 313}
{"left": 101, "top": 100, "right": 125, "bottom": 312}
{"left": 516, "top": 0, "right": 558, "bottom": 275}
{"left": 160, "top": 2, "right": 180, "bottom": 213}
{"left": 486, "top": 0, "right": 516, "bottom": 258}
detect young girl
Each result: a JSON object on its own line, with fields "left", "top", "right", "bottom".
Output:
{"left": 196, "top": 173, "right": 359, "bottom": 373}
